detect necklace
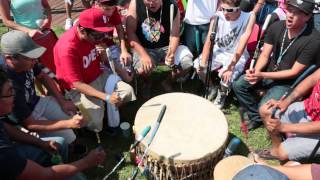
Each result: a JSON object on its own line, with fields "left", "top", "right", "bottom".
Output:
{"left": 144, "top": 5, "right": 163, "bottom": 42}
{"left": 273, "top": 25, "right": 307, "bottom": 71}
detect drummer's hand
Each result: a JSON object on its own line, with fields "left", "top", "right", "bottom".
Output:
{"left": 108, "top": 92, "right": 122, "bottom": 106}
{"left": 139, "top": 55, "right": 154, "bottom": 75}
{"left": 96, "top": 44, "right": 107, "bottom": 61}
{"left": 120, "top": 51, "right": 132, "bottom": 66}
{"left": 41, "top": 18, "right": 51, "bottom": 29}
{"left": 28, "top": 29, "right": 43, "bottom": 38}
{"left": 221, "top": 70, "right": 233, "bottom": 84}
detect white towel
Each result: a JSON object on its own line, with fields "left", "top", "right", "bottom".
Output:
{"left": 104, "top": 74, "right": 121, "bottom": 127}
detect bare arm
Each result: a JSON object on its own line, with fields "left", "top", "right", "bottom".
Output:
{"left": 253, "top": 0, "right": 265, "bottom": 15}
{"left": 4, "top": 122, "right": 49, "bottom": 149}
{"left": 22, "top": 114, "right": 80, "bottom": 132}
{"left": 258, "top": 61, "right": 307, "bottom": 80}
{"left": 37, "top": 72, "right": 67, "bottom": 109}
{"left": 126, "top": 0, "right": 150, "bottom": 59}
{"left": 41, "top": 0, "right": 52, "bottom": 29}
{"left": 0, "top": 0, "right": 32, "bottom": 33}
{"left": 280, "top": 68, "right": 320, "bottom": 105}
{"left": 73, "top": 81, "right": 107, "bottom": 101}
{"left": 269, "top": 164, "right": 313, "bottom": 180}
{"left": 115, "top": 24, "right": 129, "bottom": 54}
{"left": 228, "top": 13, "right": 256, "bottom": 70}
{"left": 18, "top": 149, "right": 105, "bottom": 180}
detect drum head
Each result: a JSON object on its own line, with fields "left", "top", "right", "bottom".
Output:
{"left": 134, "top": 93, "right": 228, "bottom": 164}
{"left": 214, "top": 155, "right": 254, "bottom": 180}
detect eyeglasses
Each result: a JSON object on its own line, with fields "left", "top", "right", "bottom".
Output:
{"left": 221, "top": 7, "right": 240, "bottom": 13}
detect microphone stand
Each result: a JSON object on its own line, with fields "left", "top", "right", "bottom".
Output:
{"left": 203, "top": 16, "right": 219, "bottom": 99}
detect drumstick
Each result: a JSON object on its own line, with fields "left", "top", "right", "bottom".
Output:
{"left": 106, "top": 48, "right": 118, "bottom": 75}
{"left": 165, "top": 4, "right": 175, "bottom": 67}
{"left": 130, "top": 105, "right": 167, "bottom": 180}
{"left": 271, "top": 64, "right": 317, "bottom": 118}
{"left": 102, "top": 126, "right": 151, "bottom": 180}
{"left": 249, "top": 14, "right": 272, "bottom": 70}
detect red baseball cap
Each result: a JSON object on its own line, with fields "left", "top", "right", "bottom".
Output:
{"left": 78, "top": 8, "right": 114, "bottom": 32}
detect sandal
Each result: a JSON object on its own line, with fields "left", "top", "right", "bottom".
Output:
{"left": 254, "top": 149, "right": 279, "bottom": 160}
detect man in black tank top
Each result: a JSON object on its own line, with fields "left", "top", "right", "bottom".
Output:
{"left": 126, "top": 0, "right": 193, "bottom": 97}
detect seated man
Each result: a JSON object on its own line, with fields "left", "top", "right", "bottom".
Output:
{"left": 94, "top": 0, "right": 133, "bottom": 83}
{"left": 54, "top": 8, "right": 136, "bottom": 132}
{"left": 0, "top": 67, "right": 106, "bottom": 179}
{"left": 259, "top": 68, "right": 320, "bottom": 161}
{"left": 233, "top": 0, "right": 320, "bottom": 130}
{"left": 194, "top": 0, "right": 256, "bottom": 109}
{"left": 126, "top": 0, "right": 193, "bottom": 95}
{"left": 1, "top": 30, "right": 84, "bottom": 145}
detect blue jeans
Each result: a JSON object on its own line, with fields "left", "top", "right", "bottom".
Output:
{"left": 15, "top": 136, "right": 68, "bottom": 166}
{"left": 183, "top": 22, "right": 210, "bottom": 56}
{"left": 232, "top": 74, "right": 290, "bottom": 122}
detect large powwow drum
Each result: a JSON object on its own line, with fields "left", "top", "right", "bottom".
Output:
{"left": 134, "top": 93, "right": 228, "bottom": 179}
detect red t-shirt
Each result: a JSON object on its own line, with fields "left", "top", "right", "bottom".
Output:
{"left": 93, "top": 6, "right": 122, "bottom": 46}
{"left": 54, "top": 26, "right": 102, "bottom": 90}
{"left": 304, "top": 80, "right": 320, "bottom": 121}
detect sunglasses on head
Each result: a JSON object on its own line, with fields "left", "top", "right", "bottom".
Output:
{"left": 221, "top": 7, "right": 240, "bottom": 13}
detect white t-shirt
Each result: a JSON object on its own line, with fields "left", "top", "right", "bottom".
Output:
{"left": 214, "top": 11, "right": 252, "bottom": 60}
{"left": 184, "top": 0, "right": 218, "bottom": 25}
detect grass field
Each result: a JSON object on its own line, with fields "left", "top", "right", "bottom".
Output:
{"left": 0, "top": 25, "right": 274, "bottom": 180}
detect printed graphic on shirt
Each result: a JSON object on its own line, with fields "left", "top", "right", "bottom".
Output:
{"left": 141, "top": 17, "right": 165, "bottom": 43}
{"left": 216, "top": 23, "right": 244, "bottom": 50}
{"left": 24, "top": 71, "right": 36, "bottom": 103}
{"left": 82, "top": 48, "right": 98, "bottom": 69}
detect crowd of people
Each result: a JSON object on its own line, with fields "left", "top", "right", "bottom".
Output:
{"left": 0, "top": 0, "right": 320, "bottom": 179}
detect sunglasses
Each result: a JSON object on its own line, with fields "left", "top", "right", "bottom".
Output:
{"left": 221, "top": 7, "right": 240, "bottom": 13}
{"left": 89, "top": 31, "right": 107, "bottom": 40}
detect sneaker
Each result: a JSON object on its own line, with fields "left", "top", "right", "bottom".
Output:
{"left": 65, "top": 18, "right": 73, "bottom": 30}
{"left": 207, "top": 85, "right": 218, "bottom": 101}
{"left": 213, "top": 88, "right": 227, "bottom": 109}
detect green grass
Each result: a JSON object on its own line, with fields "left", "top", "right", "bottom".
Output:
{"left": 0, "top": 23, "right": 275, "bottom": 179}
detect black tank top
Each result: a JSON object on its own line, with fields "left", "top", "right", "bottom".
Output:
{"left": 135, "top": 0, "right": 178, "bottom": 49}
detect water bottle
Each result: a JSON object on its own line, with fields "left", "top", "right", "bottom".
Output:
{"left": 223, "top": 137, "right": 241, "bottom": 158}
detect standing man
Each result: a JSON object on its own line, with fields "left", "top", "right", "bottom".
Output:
{"left": 54, "top": 8, "right": 135, "bottom": 132}
{"left": 232, "top": 0, "right": 320, "bottom": 130}
{"left": 126, "top": 0, "right": 193, "bottom": 95}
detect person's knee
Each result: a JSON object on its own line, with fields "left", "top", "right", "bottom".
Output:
{"left": 259, "top": 103, "right": 272, "bottom": 121}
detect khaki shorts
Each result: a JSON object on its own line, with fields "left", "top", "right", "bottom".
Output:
{"left": 32, "top": 96, "right": 76, "bottom": 144}
{"left": 66, "top": 72, "right": 136, "bottom": 131}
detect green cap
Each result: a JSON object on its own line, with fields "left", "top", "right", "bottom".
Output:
{"left": 1, "top": 30, "right": 46, "bottom": 58}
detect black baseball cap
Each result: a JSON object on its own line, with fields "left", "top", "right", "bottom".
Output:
{"left": 287, "top": 0, "right": 315, "bottom": 14}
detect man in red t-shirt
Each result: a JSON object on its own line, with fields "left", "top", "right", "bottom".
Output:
{"left": 259, "top": 68, "right": 320, "bottom": 161}
{"left": 54, "top": 8, "right": 135, "bottom": 132}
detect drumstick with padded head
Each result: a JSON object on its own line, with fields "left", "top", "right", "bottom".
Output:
{"left": 130, "top": 105, "right": 167, "bottom": 180}
{"left": 249, "top": 14, "right": 272, "bottom": 70}
{"left": 271, "top": 64, "right": 317, "bottom": 119}
{"left": 239, "top": 106, "right": 249, "bottom": 138}
{"left": 165, "top": 4, "right": 175, "bottom": 67}
{"left": 102, "top": 126, "right": 151, "bottom": 180}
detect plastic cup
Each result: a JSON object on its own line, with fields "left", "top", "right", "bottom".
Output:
{"left": 120, "top": 122, "right": 131, "bottom": 138}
